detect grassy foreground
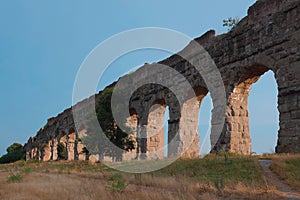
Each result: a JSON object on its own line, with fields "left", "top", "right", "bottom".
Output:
{"left": 0, "top": 154, "right": 298, "bottom": 200}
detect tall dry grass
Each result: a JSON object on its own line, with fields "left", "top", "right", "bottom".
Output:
{"left": 0, "top": 155, "right": 295, "bottom": 200}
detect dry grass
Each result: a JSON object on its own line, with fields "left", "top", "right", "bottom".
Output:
{"left": 0, "top": 171, "right": 278, "bottom": 200}
{"left": 269, "top": 154, "right": 300, "bottom": 190}
{"left": 256, "top": 153, "right": 300, "bottom": 160}
{"left": 0, "top": 155, "right": 296, "bottom": 200}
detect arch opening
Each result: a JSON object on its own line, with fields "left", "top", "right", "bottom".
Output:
{"left": 249, "top": 70, "right": 279, "bottom": 155}
{"left": 227, "top": 65, "right": 279, "bottom": 155}
{"left": 164, "top": 106, "right": 169, "bottom": 157}
{"left": 198, "top": 93, "right": 213, "bottom": 156}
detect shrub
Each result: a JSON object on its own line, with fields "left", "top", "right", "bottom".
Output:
{"left": 8, "top": 173, "right": 23, "bottom": 183}
{"left": 223, "top": 17, "right": 240, "bottom": 31}
{"left": 106, "top": 173, "right": 126, "bottom": 192}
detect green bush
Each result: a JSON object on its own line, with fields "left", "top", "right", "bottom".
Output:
{"left": 8, "top": 173, "right": 23, "bottom": 183}
{"left": 106, "top": 173, "right": 126, "bottom": 192}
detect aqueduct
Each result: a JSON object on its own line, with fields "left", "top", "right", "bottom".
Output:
{"left": 24, "top": 0, "right": 300, "bottom": 161}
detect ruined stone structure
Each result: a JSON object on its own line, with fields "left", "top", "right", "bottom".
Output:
{"left": 24, "top": 0, "right": 300, "bottom": 161}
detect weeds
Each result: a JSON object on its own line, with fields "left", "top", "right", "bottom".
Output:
{"left": 23, "top": 167, "right": 31, "bottom": 174}
{"left": 8, "top": 173, "right": 23, "bottom": 183}
{"left": 106, "top": 173, "right": 126, "bottom": 192}
{"left": 214, "top": 177, "right": 225, "bottom": 194}
{"left": 134, "top": 173, "right": 142, "bottom": 182}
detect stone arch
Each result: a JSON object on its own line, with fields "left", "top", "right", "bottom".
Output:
{"left": 146, "top": 89, "right": 182, "bottom": 158}
{"left": 129, "top": 84, "right": 182, "bottom": 159}
{"left": 248, "top": 70, "right": 279, "bottom": 154}
{"left": 130, "top": 83, "right": 212, "bottom": 158}
{"left": 219, "top": 64, "right": 276, "bottom": 154}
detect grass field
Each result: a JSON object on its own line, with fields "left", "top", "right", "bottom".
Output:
{"left": 0, "top": 154, "right": 299, "bottom": 200}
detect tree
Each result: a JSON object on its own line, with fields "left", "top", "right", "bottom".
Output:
{"left": 57, "top": 142, "right": 67, "bottom": 160}
{"left": 7, "top": 143, "right": 23, "bottom": 153}
{"left": 82, "top": 87, "right": 135, "bottom": 162}
{"left": 0, "top": 142, "right": 25, "bottom": 164}
{"left": 223, "top": 17, "right": 240, "bottom": 31}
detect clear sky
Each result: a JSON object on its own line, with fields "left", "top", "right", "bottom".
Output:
{"left": 0, "top": 0, "right": 278, "bottom": 156}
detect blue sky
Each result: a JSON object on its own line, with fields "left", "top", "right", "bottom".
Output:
{"left": 0, "top": 0, "right": 278, "bottom": 156}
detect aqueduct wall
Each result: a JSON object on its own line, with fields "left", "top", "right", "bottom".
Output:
{"left": 24, "top": 0, "right": 300, "bottom": 161}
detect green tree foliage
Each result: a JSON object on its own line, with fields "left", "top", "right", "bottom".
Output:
{"left": 7, "top": 143, "right": 23, "bottom": 153}
{"left": 82, "top": 87, "right": 135, "bottom": 162}
{"left": 57, "top": 142, "right": 67, "bottom": 160}
{"left": 0, "top": 142, "right": 25, "bottom": 164}
{"left": 223, "top": 17, "right": 240, "bottom": 31}
{"left": 82, "top": 147, "right": 90, "bottom": 161}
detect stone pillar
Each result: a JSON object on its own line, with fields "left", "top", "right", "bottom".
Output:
{"left": 122, "top": 113, "right": 138, "bottom": 161}
{"left": 67, "top": 132, "right": 76, "bottom": 160}
{"left": 180, "top": 97, "right": 200, "bottom": 158}
{"left": 42, "top": 141, "right": 51, "bottom": 161}
{"left": 25, "top": 151, "right": 31, "bottom": 161}
{"left": 31, "top": 148, "right": 35, "bottom": 159}
{"left": 167, "top": 96, "right": 200, "bottom": 158}
{"left": 147, "top": 104, "right": 165, "bottom": 159}
{"left": 213, "top": 82, "right": 253, "bottom": 155}
{"left": 276, "top": 62, "right": 300, "bottom": 153}
{"left": 224, "top": 88, "right": 252, "bottom": 155}
{"left": 52, "top": 138, "right": 58, "bottom": 160}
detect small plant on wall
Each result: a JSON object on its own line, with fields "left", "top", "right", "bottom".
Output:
{"left": 223, "top": 16, "right": 240, "bottom": 31}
